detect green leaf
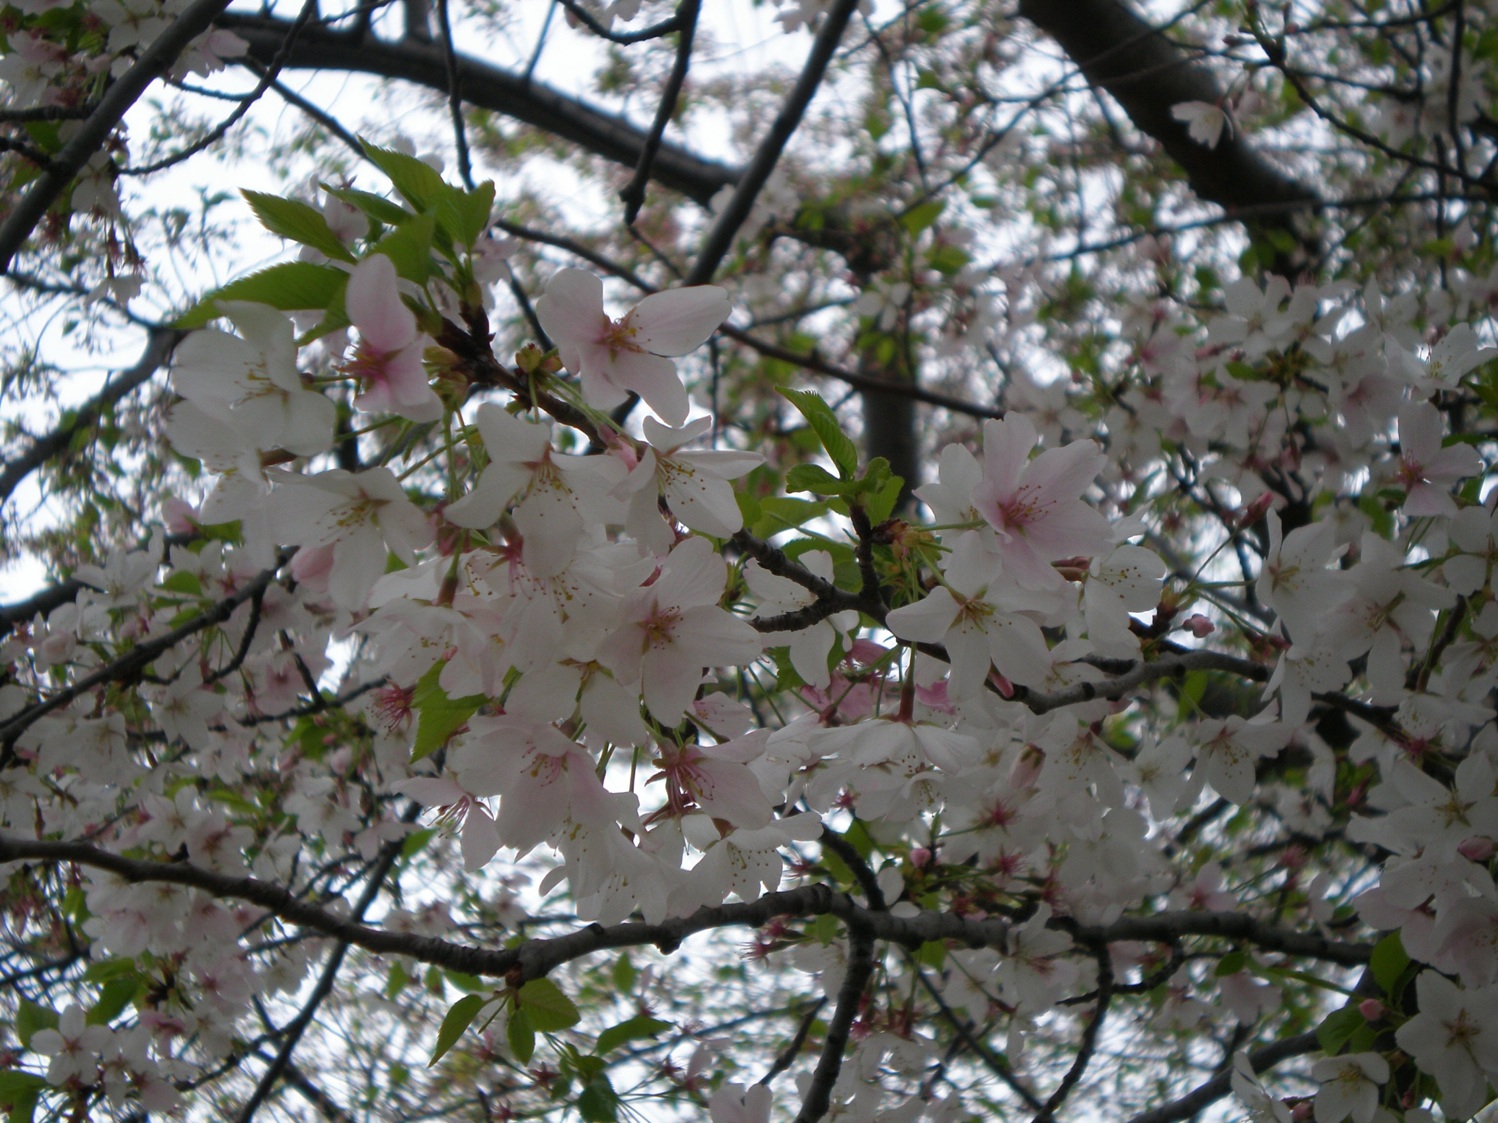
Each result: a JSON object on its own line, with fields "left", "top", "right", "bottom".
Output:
{"left": 371, "top": 211, "right": 437, "bottom": 285}
{"left": 410, "top": 660, "right": 486, "bottom": 763}
{"left": 916, "top": 940, "right": 946, "bottom": 969}
{"left": 750, "top": 496, "right": 828, "bottom": 538}
{"left": 899, "top": 199, "right": 945, "bottom": 236}
{"left": 174, "top": 262, "right": 349, "bottom": 330}
{"left": 87, "top": 975, "right": 139, "bottom": 1026}
{"left": 386, "top": 962, "right": 409, "bottom": 1000}
{"left": 445, "top": 971, "right": 487, "bottom": 994}
{"left": 441, "top": 180, "right": 496, "bottom": 249}
{"left": 361, "top": 139, "right": 448, "bottom": 211}
{"left": 862, "top": 467, "right": 904, "bottom": 524}
{"left": 401, "top": 827, "right": 436, "bottom": 858}
{"left": 786, "top": 463, "right": 852, "bottom": 496}
{"left": 507, "top": 1006, "right": 536, "bottom": 1064}
{"left": 1214, "top": 950, "right": 1248, "bottom": 977}
{"left": 577, "top": 1075, "right": 619, "bottom": 1122}
{"left": 429, "top": 993, "right": 487, "bottom": 1066}
{"left": 927, "top": 243, "right": 970, "bottom": 274}
{"left": 0, "top": 1071, "right": 48, "bottom": 1123}
{"left": 1370, "top": 932, "right": 1411, "bottom": 996}
{"left": 595, "top": 1015, "right": 670, "bottom": 1056}
{"left": 242, "top": 190, "right": 356, "bottom": 262}
{"left": 1315, "top": 1005, "right": 1364, "bottom": 1055}
{"left": 159, "top": 570, "right": 202, "bottom": 596}
{"left": 517, "top": 977, "right": 581, "bottom": 1032}
{"left": 15, "top": 1000, "right": 57, "bottom": 1049}
{"left": 779, "top": 387, "right": 859, "bottom": 479}
{"left": 610, "top": 954, "right": 637, "bottom": 993}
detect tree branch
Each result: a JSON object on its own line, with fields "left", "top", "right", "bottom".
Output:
{"left": 1018, "top": 0, "right": 1322, "bottom": 272}
{"left": 217, "top": 11, "right": 738, "bottom": 205}
{"left": 0, "top": 0, "right": 235, "bottom": 274}
{"left": 0, "top": 327, "right": 183, "bottom": 509}
{"left": 684, "top": 0, "right": 863, "bottom": 286}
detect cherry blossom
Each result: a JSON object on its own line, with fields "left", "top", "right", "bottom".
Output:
{"left": 270, "top": 468, "right": 435, "bottom": 610}
{"left": 616, "top": 415, "right": 760, "bottom": 554}
{"left": 1311, "top": 1052, "right": 1389, "bottom": 1123}
{"left": 342, "top": 253, "right": 443, "bottom": 422}
{"left": 596, "top": 536, "right": 762, "bottom": 725}
{"left": 1393, "top": 970, "right": 1498, "bottom": 1119}
{"left": 534, "top": 268, "right": 731, "bottom": 425}
{"left": 171, "top": 301, "right": 334, "bottom": 457}
{"left": 1395, "top": 400, "right": 1483, "bottom": 518}
{"left": 1171, "top": 100, "right": 1231, "bottom": 148}
{"left": 969, "top": 412, "right": 1110, "bottom": 589}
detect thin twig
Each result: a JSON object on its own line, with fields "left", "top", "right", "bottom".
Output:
{"left": 621, "top": 0, "right": 700, "bottom": 225}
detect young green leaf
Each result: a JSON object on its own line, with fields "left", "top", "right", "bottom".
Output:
{"left": 507, "top": 1006, "right": 536, "bottom": 1065}
{"left": 429, "top": 993, "right": 488, "bottom": 1066}
{"left": 174, "top": 262, "right": 349, "bottom": 330}
{"left": 361, "top": 139, "right": 448, "bottom": 211}
{"left": 410, "top": 660, "right": 486, "bottom": 763}
{"left": 779, "top": 387, "right": 859, "bottom": 479}
{"left": 517, "top": 977, "right": 581, "bottom": 1031}
{"left": 241, "top": 190, "right": 356, "bottom": 262}
{"left": 595, "top": 1015, "right": 671, "bottom": 1056}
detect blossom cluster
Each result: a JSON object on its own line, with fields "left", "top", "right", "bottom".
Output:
{"left": 3, "top": 156, "right": 1498, "bottom": 1123}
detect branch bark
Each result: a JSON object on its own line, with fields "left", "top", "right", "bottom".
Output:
{"left": 1018, "top": 0, "right": 1322, "bottom": 272}
{"left": 217, "top": 12, "right": 738, "bottom": 206}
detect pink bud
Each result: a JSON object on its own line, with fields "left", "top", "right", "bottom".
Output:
{"left": 910, "top": 847, "right": 933, "bottom": 869}
{"left": 1459, "top": 836, "right": 1496, "bottom": 862}
{"left": 1182, "top": 613, "right": 1215, "bottom": 637}
{"left": 1291, "top": 1100, "right": 1313, "bottom": 1122}
{"left": 1358, "top": 998, "right": 1386, "bottom": 1022}
{"left": 1237, "top": 492, "right": 1275, "bottom": 528}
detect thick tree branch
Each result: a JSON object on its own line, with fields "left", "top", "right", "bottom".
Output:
{"left": 217, "top": 12, "right": 738, "bottom": 205}
{"left": 0, "top": 835, "right": 1372, "bottom": 980}
{"left": 1018, "top": 0, "right": 1321, "bottom": 270}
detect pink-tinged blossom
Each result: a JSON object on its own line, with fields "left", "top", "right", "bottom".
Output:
{"left": 1395, "top": 400, "right": 1483, "bottom": 518}
{"left": 171, "top": 302, "right": 334, "bottom": 457}
{"left": 1191, "top": 714, "right": 1290, "bottom": 805}
{"left": 970, "top": 413, "right": 1110, "bottom": 590}
{"left": 342, "top": 254, "right": 443, "bottom": 422}
{"left": 649, "top": 730, "right": 774, "bottom": 828}
{"left": 445, "top": 403, "right": 624, "bottom": 576}
{"left": 1310, "top": 1053, "right": 1389, "bottom": 1123}
{"left": 271, "top": 468, "right": 434, "bottom": 611}
{"left": 393, "top": 773, "right": 501, "bottom": 871}
{"left": 32, "top": 1004, "right": 112, "bottom": 1085}
{"left": 675, "top": 812, "right": 823, "bottom": 911}
{"left": 597, "top": 536, "right": 762, "bottom": 725}
{"left": 1231, "top": 1052, "right": 1293, "bottom": 1123}
{"left": 1317, "top": 533, "right": 1452, "bottom": 703}
{"left": 616, "top": 416, "right": 760, "bottom": 555}
{"left": 1255, "top": 511, "right": 1349, "bottom": 631}
{"left": 534, "top": 268, "right": 730, "bottom": 425}
{"left": 1394, "top": 970, "right": 1498, "bottom": 1119}
{"left": 885, "top": 575, "right": 1051, "bottom": 698}
{"left": 1083, "top": 544, "right": 1167, "bottom": 657}
{"left": 998, "top": 904, "right": 1078, "bottom": 1012}
{"left": 709, "top": 1082, "right": 772, "bottom": 1123}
